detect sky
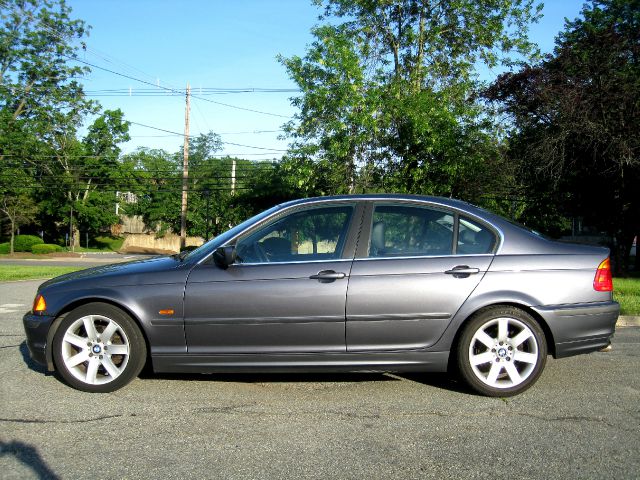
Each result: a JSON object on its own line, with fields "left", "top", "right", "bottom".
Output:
{"left": 65, "top": 0, "right": 588, "bottom": 158}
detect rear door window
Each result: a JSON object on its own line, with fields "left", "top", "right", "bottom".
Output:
{"left": 368, "top": 205, "right": 454, "bottom": 257}
{"left": 457, "top": 216, "right": 497, "bottom": 254}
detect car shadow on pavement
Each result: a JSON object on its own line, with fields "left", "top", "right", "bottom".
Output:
{"left": 390, "top": 372, "right": 475, "bottom": 395}
{"left": 140, "top": 370, "right": 474, "bottom": 394}
{"left": 0, "top": 440, "right": 60, "bottom": 480}
{"left": 140, "top": 370, "right": 399, "bottom": 385}
{"left": 19, "top": 341, "right": 49, "bottom": 375}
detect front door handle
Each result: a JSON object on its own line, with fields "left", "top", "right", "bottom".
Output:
{"left": 310, "top": 270, "right": 346, "bottom": 281}
{"left": 444, "top": 265, "right": 480, "bottom": 277}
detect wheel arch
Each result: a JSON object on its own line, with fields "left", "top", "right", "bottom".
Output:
{"left": 45, "top": 297, "right": 152, "bottom": 372}
{"left": 447, "top": 301, "right": 557, "bottom": 373}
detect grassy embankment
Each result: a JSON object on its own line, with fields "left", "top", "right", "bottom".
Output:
{"left": 0, "top": 265, "right": 638, "bottom": 315}
{"left": 64, "top": 236, "right": 124, "bottom": 253}
{"left": 0, "top": 265, "right": 82, "bottom": 282}
{"left": 614, "top": 277, "right": 640, "bottom": 316}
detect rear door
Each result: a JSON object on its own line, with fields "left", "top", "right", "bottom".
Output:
{"left": 346, "top": 202, "right": 497, "bottom": 351}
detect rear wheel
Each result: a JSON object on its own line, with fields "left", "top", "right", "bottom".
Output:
{"left": 457, "top": 307, "right": 547, "bottom": 397}
{"left": 52, "top": 303, "right": 146, "bottom": 393}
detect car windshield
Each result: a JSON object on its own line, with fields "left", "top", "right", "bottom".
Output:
{"left": 180, "top": 204, "right": 282, "bottom": 262}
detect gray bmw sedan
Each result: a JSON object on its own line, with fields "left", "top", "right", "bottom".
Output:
{"left": 23, "top": 195, "right": 619, "bottom": 395}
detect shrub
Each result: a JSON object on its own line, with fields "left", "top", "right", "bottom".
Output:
{"left": 31, "top": 243, "right": 63, "bottom": 254}
{"left": 0, "top": 243, "right": 9, "bottom": 254}
{"left": 14, "top": 235, "right": 44, "bottom": 252}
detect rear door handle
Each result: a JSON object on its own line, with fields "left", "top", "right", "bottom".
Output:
{"left": 310, "top": 270, "right": 346, "bottom": 280}
{"left": 444, "top": 265, "right": 480, "bottom": 276}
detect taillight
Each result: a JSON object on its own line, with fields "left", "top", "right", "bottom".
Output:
{"left": 33, "top": 294, "right": 47, "bottom": 313}
{"left": 593, "top": 258, "right": 613, "bottom": 292}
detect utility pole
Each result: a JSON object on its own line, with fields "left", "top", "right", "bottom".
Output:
{"left": 203, "top": 188, "right": 211, "bottom": 241}
{"left": 231, "top": 159, "right": 236, "bottom": 196}
{"left": 69, "top": 204, "right": 74, "bottom": 252}
{"left": 180, "top": 83, "right": 190, "bottom": 250}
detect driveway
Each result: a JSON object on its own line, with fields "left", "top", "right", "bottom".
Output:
{"left": 1, "top": 281, "right": 639, "bottom": 479}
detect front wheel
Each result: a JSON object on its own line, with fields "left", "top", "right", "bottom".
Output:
{"left": 52, "top": 303, "right": 147, "bottom": 393}
{"left": 457, "top": 307, "right": 547, "bottom": 397}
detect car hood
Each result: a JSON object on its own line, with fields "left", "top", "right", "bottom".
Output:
{"left": 38, "top": 255, "right": 190, "bottom": 290}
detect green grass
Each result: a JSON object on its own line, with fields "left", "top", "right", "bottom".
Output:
{"left": 0, "top": 265, "right": 83, "bottom": 281}
{"left": 614, "top": 277, "right": 640, "bottom": 316}
{"left": 64, "top": 236, "right": 124, "bottom": 253}
{"left": 93, "top": 236, "right": 124, "bottom": 251}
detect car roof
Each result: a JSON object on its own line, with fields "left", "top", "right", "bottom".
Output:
{"left": 279, "top": 194, "right": 493, "bottom": 221}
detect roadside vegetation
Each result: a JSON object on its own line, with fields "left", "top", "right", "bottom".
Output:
{"left": 614, "top": 277, "right": 640, "bottom": 316}
{"left": 0, "top": 235, "right": 124, "bottom": 255}
{"left": 0, "top": 265, "right": 83, "bottom": 282}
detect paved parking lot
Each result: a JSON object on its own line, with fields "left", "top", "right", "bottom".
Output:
{"left": 1, "top": 280, "right": 639, "bottom": 479}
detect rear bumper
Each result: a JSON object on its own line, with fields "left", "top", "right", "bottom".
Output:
{"left": 23, "top": 312, "right": 56, "bottom": 369}
{"left": 532, "top": 301, "right": 619, "bottom": 358}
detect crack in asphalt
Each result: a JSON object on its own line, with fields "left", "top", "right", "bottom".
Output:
{"left": 0, "top": 414, "right": 129, "bottom": 424}
{"left": 2, "top": 407, "right": 637, "bottom": 435}
{"left": 195, "top": 404, "right": 255, "bottom": 414}
{"left": 191, "top": 405, "right": 640, "bottom": 432}
{"left": 0, "top": 344, "right": 22, "bottom": 349}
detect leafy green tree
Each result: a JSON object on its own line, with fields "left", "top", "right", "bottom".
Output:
{"left": 279, "top": 25, "right": 378, "bottom": 193}
{"left": 280, "top": 0, "right": 542, "bottom": 197}
{"left": 1, "top": 193, "right": 38, "bottom": 253}
{"left": 485, "top": 0, "right": 640, "bottom": 272}
{"left": 0, "top": 0, "right": 93, "bottom": 123}
{"left": 33, "top": 109, "right": 130, "bottom": 244}
{"left": 123, "top": 148, "right": 181, "bottom": 236}
{"left": 0, "top": 0, "right": 124, "bottom": 244}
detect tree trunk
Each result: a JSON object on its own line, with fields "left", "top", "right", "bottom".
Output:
{"left": 10, "top": 218, "right": 15, "bottom": 255}
{"left": 634, "top": 233, "right": 639, "bottom": 272}
{"left": 72, "top": 226, "right": 80, "bottom": 248}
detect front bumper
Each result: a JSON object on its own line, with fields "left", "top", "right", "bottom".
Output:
{"left": 532, "top": 301, "right": 620, "bottom": 358}
{"left": 23, "top": 312, "right": 56, "bottom": 369}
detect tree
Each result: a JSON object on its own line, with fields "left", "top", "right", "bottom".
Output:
{"left": 1, "top": 193, "right": 38, "bottom": 253}
{"left": 123, "top": 148, "right": 181, "bottom": 236}
{"left": 485, "top": 0, "right": 640, "bottom": 273}
{"left": 34, "top": 109, "right": 131, "bottom": 245}
{"left": 1, "top": 0, "right": 95, "bottom": 144}
{"left": 279, "top": 24, "right": 378, "bottom": 193}
{"left": 280, "top": 0, "right": 542, "bottom": 197}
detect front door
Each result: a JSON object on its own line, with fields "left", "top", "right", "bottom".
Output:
{"left": 184, "top": 203, "right": 358, "bottom": 354}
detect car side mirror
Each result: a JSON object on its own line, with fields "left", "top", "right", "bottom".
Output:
{"left": 213, "top": 246, "right": 237, "bottom": 269}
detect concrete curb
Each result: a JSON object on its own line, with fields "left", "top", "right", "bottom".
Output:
{"left": 617, "top": 316, "right": 640, "bottom": 327}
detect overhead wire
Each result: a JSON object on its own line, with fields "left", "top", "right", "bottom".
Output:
{"left": 2, "top": 18, "right": 292, "bottom": 156}
{"left": 127, "top": 121, "right": 288, "bottom": 151}
{"left": 63, "top": 55, "right": 293, "bottom": 119}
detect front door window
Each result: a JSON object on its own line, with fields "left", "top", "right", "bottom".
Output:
{"left": 236, "top": 205, "right": 354, "bottom": 263}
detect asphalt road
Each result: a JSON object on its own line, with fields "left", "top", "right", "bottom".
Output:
{"left": 1, "top": 281, "right": 639, "bottom": 479}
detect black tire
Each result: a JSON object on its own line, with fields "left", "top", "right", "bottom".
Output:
{"left": 52, "top": 302, "right": 147, "bottom": 393}
{"left": 457, "top": 306, "right": 547, "bottom": 397}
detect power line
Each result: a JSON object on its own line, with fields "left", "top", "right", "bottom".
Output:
{"left": 128, "top": 121, "right": 288, "bottom": 151}
{"left": 3, "top": 184, "right": 255, "bottom": 193}
{"left": 2, "top": 160, "right": 279, "bottom": 170}
{"left": 64, "top": 55, "right": 293, "bottom": 119}
{"left": 128, "top": 129, "right": 284, "bottom": 137}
